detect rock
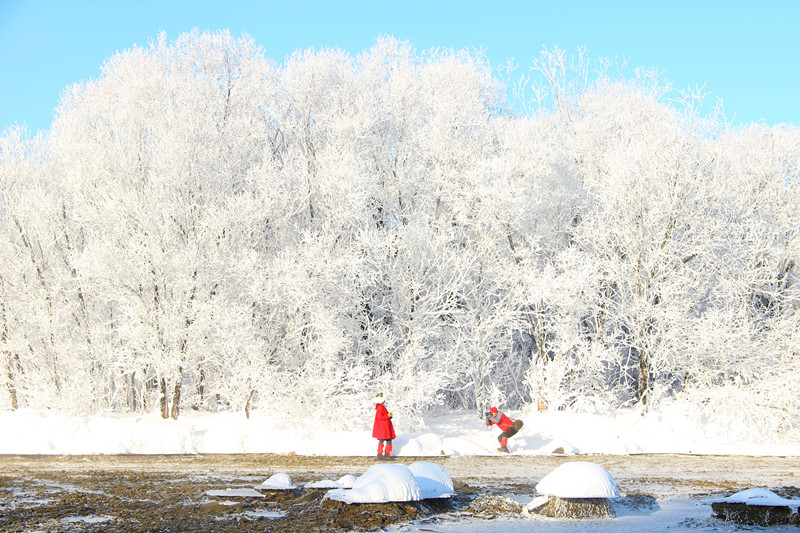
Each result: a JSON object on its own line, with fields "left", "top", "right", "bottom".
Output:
{"left": 613, "top": 493, "right": 659, "bottom": 512}
{"left": 466, "top": 495, "right": 523, "bottom": 517}
{"left": 320, "top": 497, "right": 345, "bottom": 511}
{"left": 534, "top": 496, "right": 615, "bottom": 519}
{"left": 711, "top": 501, "right": 792, "bottom": 526}
{"left": 259, "top": 488, "right": 305, "bottom": 504}
{"left": 334, "top": 517, "right": 355, "bottom": 528}
{"left": 711, "top": 487, "right": 798, "bottom": 526}
{"left": 294, "top": 490, "right": 322, "bottom": 504}
{"left": 552, "top": 447, "right": 565, "bottom": 454}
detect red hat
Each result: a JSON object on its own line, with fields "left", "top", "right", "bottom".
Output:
{"left": 489, "top": 407, "right": 498, "bottom": 415}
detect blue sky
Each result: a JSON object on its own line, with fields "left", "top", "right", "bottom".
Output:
{"left": 1, "top": 0, "right": 798, "bottom": 134}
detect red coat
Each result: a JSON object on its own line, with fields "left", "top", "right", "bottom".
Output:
{"left": 487, "top": 412, "right": 514, "bottom": 432}
{"left": 372, "top": 402, "right": 396, "bottom": 440}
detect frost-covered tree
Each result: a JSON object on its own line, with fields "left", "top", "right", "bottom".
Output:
{"left": 1, "top": 33, "right": 799, "bottom": 442}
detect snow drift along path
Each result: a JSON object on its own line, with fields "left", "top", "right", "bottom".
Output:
{"left": 1, "top": 406, "right": 798, "bottom": 456}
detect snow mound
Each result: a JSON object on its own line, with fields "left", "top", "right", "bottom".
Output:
{"left": 336, "top": 474, "right": 357, "bottom": 489}
{"left": 408, "top": 461, "right": 454, "bottom": 498}
{"left": 716, "top": 488, "right": 799, "bottom": 508}
{"left": 325, "top": 464, "right": 422, "bottom": 504}
{"left": 256, "top": 473, "right": 296, "bottom": 490}
{"left": 536, "top": 462, "right": 620, "bottom": 498}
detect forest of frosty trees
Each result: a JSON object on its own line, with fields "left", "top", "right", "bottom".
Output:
{"left": 1, "top": 30, "right": 799, "bottom": 438}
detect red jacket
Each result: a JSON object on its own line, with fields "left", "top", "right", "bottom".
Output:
{"left": 487, "top": 412, "right": 514, "bottom": 432}
{"left": 372, "top": 402, "right": 396, "bottom": 440}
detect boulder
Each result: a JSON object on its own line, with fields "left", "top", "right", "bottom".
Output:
{"left": 528, "top": 461, "right": 621, "bottom": 519}
{"left": 533, "top": 496, "right": 615, "bottom": 519}
{"left": 466, "top": 494, "right": 524, "bottom": 517}
{"left": 711, "top": 501, "right": 792, "bottom": 526}
{"left": 613, "top": 493, "right": 659, "bottom": 513}
{"left": 711, "top": 488, "right": 797, "bottom": 526}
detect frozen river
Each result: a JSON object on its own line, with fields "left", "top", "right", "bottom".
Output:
{"left": 1, "top": 453, "right": 798, "bottom": 531}
{"left": 398, "top": 453, "right": 800, "bottom": 532}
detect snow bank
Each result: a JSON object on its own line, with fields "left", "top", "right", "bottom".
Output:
{"left": 206, "top": 488, "right": 265, "bottom": 498}
{"left": 1, "top": 407, "right": 799, "bottom": 456}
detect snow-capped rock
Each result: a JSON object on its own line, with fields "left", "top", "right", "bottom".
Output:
{"left": 325, "top": 464, "right": 422, "bottom": 504}
{"left": 336, "top": 474, "right": 357, "bottom": 489}
{"left": 535, "top": 461, "right": 620, "bottom": 498}
{"left": 408, "top": 461, "right": 454, "bottom": 499}
{"left": 715, "top": 488, "right": 798, "bottom": 507}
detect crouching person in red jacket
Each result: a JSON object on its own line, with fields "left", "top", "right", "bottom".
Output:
{"left": 373, "top": 393, "right": 396, "bottom": 459}
{"left": 486, "top": 406, "right": 523, "bottom": 453}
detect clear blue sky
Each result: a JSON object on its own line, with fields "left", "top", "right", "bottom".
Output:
{"left": 2, "top": 0, "right": 798, "bottom": 134}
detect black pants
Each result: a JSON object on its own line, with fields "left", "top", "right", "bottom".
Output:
{"left": 498, "top": 420, "right": 523, "bottom": 443}
{"left": 498, "top": 427, "right": 518, "bottom": 443}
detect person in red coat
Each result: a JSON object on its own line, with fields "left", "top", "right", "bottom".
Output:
{"left": 485, "top": 406, "right": 523, "bottom": 453}
{"left": 372, "top": 393, "right": 396, "bottom": 459}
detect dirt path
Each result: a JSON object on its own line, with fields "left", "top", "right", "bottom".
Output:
{"left": 1, "top": 454, "right": 798, "bottom": 532}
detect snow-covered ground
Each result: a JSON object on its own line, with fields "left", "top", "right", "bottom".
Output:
{"left": 3, "top": 406, "right": 799, "bottom": 531}
{"left": 2, "top": 404, "right": 798, "bottom": 457}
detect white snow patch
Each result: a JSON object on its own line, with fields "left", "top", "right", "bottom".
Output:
{"left": 524, "top": 495, "right": 551, "bottom": 512}
{"left": 256, "top": 472, "right": 296, "bottom": 490}
{"left": 206, "top": 488, "right": 265, "bottom": 498}
{"left": 305, "top": 479, "right": 342, "bottom": 489}
{"left": 535, "top": 461, "right": 621, "bottom": 498}
{"left": 243, "top": 509, "right": 287, "bottom": 518}
{"left": 305, "top": 473, "right": 358, "bottom": 489}
{"left": 62, "top": 515, "right": 114, "bottom": 524}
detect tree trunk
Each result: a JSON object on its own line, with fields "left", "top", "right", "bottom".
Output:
{"left": 4, "top": 351, "right": 18, "bottom": 410}
{"left": 636, "top": 348, "right": 649, "bottom": 409}
{"left": 506, "top": 228, "right": 548, "bottom": 411}
{"left": 128, "top": 372, "right": 139, "bottom": 412}
{"left": 244, "top": 389, "right": 256, "bottom": 419}
{"left": 195, "top": 367, "right": 205, "bottom": 410}
{"left": 0, "top": 277, "right": 18, "bottom": 410}
{"left": 160, "top": 377, "right": 169, "bottom": 419}
{"left": 12, "top": 215, "right": 60, "bottom": 392}
{"left": 170, "top": 377, "right": 181, "bottom": 420}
